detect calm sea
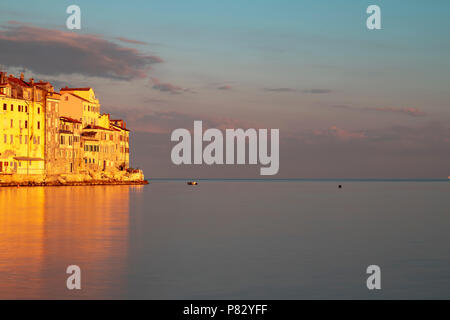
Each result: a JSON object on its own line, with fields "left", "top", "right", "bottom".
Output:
{"left": 1, "top": 180, "right": 449, "bottom": 299}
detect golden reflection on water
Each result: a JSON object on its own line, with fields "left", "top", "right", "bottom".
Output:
{"left": 0, "top": 186, "right": 132, "bottom": 299}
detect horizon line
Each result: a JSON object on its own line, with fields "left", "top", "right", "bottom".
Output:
{"left": 147, "top": 178, "right": 450, "bottom": 182}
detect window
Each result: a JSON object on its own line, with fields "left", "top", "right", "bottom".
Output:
{"left": 10, "top": 104, "right": 13, "bottom": 111}
{"left": 37, "top": 107, "right": 40, "bottom": 114}
{"left": 37, "top": 121, "right": 40, "bottom": 129}
{"left": 37, "top": 136, "right": 40, "bottom": 145}
{"left": 25, "top": 120, "right": 28, "bottom": 129}
{"left": 10, "top": 119, "right": 13, "bottom": 128}
{"left": 10, "top": 135, "right": 13, "bottom": 144}
{"left": 25, "top": 135, "right": 28, "bottom": 144}
{"left": 3, "top": 134, "right": 6, "bottom": 143}
{"left": 19, "top": 136, "right": 22, "bottom": 144}
{"left": 19, "top": 120, "right": 21, "bottom": 128}
{"left": 3, "top": 103, "right": 6, "bottom": 111}
{"left": 25, "top": 106, "right": 28, "bottom": 113}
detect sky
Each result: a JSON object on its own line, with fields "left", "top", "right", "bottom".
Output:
{"left": 1, "top": 0, "right": 449, "bottom": 178}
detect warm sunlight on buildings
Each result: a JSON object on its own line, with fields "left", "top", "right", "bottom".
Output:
{"left": 0, "top": 72, "right": 45, "bottom": 174}
{"left": 0, "top": 72, "right": 130, "bottom": 176}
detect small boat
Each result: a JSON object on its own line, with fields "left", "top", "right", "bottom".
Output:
{"left": 187, "top": 181, "right": 198, "bottom": 185}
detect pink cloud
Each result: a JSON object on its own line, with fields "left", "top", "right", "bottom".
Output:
{"left": 313, "top": 126, "right": 367, "bottom": 141}
{"left": 218, "top": 85, "right": 232, "bottom": 90}
{"left": 116, "top": 37, "right": 148, "bottom": 45}
{"left": 372, "top": 107, "right": 426, "bottom": 117}
{"left": 150, "top": 77, "right": 193, "bottom": 94}
{"left": 333, "top": 104, "right": 426, "bottom": 117}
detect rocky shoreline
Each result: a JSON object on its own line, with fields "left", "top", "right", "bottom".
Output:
{"left": 0, "top": 170, "right": 148, "bottom": 187}
{"left": 0, "top": 180, "right": 148, "bottom": 187}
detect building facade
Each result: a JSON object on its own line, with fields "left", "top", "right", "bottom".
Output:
{"left": 0, "top": 72, "right": 131, "bottom": 176}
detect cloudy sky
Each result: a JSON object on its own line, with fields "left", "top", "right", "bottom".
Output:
{"left": 1, "top": 0, "right": 449, "bottom": 178}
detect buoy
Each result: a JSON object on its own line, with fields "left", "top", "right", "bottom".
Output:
{"left": 338, "top": 185, "right": 342, "bottom": 188}
{"left": 187, "top": 181, "right": 198, "bottom": 185}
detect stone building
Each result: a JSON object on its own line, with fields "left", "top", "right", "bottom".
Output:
{"left": 0, "top": 72, "right": 46, "bottom": 174}
{"left": 0, "top": 72, "right": 132, "bottom": 177}
{"left": 44, "top": 90, "right": 61, "bottom": 174}
{"left": 58, "top": 116, "right": 83, "bottom": 174}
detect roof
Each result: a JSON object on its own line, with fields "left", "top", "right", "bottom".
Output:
{"left": 65, "top": 92, "right": 91, "bottom": 103}
{"left": 47, "top": 92, "right": 61, "bottom": 99}
{"left": 111, "top": 124, "right": 130, "bottom": 132}
{"left": 7, "top": 77, "right": 31, "bottom": 88}
{"left": 60, "top": 87, "right": 92, "bottom": 91}
{"left": 60, "top": 116, "right": 82, "bottom": 124}
{"left": 83, "top": 125, "right": 112, "bottom": 131}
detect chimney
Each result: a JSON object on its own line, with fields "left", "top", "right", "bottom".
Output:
{"left": 20, "top": 72, "right": 24, "bottom": 81}
{"left": 29, "top": 78, "right": 34, "bottom": 85}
